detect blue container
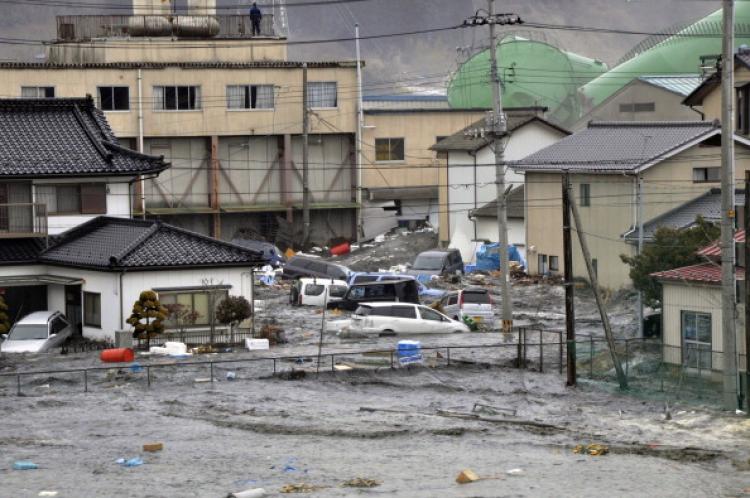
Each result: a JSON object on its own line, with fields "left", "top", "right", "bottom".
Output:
{"left": 397, "top": 340, "right": 423, "bottom": 365}
{"left": 13, "top": 461, "right": 38, "bottom": 470}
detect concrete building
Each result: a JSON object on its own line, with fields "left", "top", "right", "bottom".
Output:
{"left": 0, "top": 1, "right": 360, "bottom": 246}
{"left": 361, "top": 95, "right": 488, "bottom": 236}
{"left": 574, "top": 75, "right": 704, "bottom": 131}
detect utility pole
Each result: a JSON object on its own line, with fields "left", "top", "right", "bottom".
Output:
{"left": 744, "top": 170, "right": 750, "bottom": 413}
{"left": 721, "top": 0, "right": 738, "bottom": 411}
{"left": 302, "top": 62, "right": 311, "bottom": 248}
{"left": 562, "top": 173, "right": 576, "bottom": 386}
{"left": 569, "top": 185, "right": 628, "bottom": 390}
{"left": 636, "top": 174, "right": 644, "bottom": 338}
{"left": 355, "top": 23, "right": 364, "bottom": 241}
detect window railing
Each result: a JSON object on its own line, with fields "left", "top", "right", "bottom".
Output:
{"left": 0, "top": 203, "right": 48, "bottom": 238}
{"left": 56, "top": 14, "right": 279, "bottom": 41}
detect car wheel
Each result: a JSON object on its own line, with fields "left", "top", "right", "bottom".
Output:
{"left": 379, "top": 329, "right": 396, "bottom": 336}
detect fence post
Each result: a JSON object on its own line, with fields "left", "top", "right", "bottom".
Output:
{"left": 516, "top": 328, "right": 522, "bottom": 369}
{"left": 390, "top": 351, "right": 394, "bottom": 369}
{"left": 84, "top": 370, "right": 88, "bottom": 393}
{"left": 559, "top": 332, "right": 563, "bottom": 374}
{"left": 273, "top": 358, "right": 277, "bottom": 374}
{"left": 447, "top": 347, "right": 451, "bottom": 366}
{"left": 147, "top": 366, "right": 151, "bottom": 388}
{"left": 522, "top": 329, "right": 527, "bottom": 369}
{"left": 625, "top": 340, "right": 630, "bottom": 379}
{"left": 210, "top": 362, "right": 214, "bottom": 383}
{"left": 589, "top": 335, "right": 594, "bottom": 379}
{"left": 539, "top": 330, "right": 544, "bottom": 373}
{"left": 16, "top": 374, "right": 21, "bottom": 396}
{"left": 331, "top": 355, "right": 335, "bottom": 372}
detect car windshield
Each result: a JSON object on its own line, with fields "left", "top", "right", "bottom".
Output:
{"left": 413, "top": 255, "right": 444, "bottom": 270}
{"left": 354, "top": 305, "right": 372, "bottom": 316}
{"left": 8, "top": 324, "right": 48, "bottom": 340}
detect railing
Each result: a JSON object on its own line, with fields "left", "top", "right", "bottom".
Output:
{"left": 0, "top": 203, "right": 47, "bottom": 238}
{"left": 56, "top": 14, "right": 278, "bottom": 41}
{"left": 133, "top": 326, "right": 249, "bottom": 350}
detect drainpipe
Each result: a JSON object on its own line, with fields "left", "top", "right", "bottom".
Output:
{"left": 119, "top": 271, "right": 125, "bottom": 330}
{"left": 470, "top": 150, "right": 478, "bottom": 242}
{"left": 137, "top": 68, "right": 146, "bottom": 220}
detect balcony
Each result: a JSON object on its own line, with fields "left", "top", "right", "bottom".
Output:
{"left": 56, "top": 14, "right": 280, "bottom": 42}
{"left": 0, "top": 203, "right": 48, "bottom": 238}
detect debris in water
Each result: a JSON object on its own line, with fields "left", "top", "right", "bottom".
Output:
{"left": 341, "top": 477, "right": 381, "bottom": 488}
{"left": 573, "top": 444, "right": 609, "bottom": 456}
{"left": 456, "top": 469, "right": 480, "bottom": 484}
{"left": 13, "top": 461, "right": 38, "bottom": 470}
{"left": 279, "top": 483, "right": 323, "bottom": 493}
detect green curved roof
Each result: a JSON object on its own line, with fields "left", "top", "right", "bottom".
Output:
{"left": 581, "top": 4, "right": 750, "bottom": 107}
{"left": 447, "top": 37, "right": 607, "bottom": 126}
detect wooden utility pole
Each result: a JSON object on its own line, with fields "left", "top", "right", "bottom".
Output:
{"left": 721, "top": 0, "right": 738, "bottom": 410}
{"left": 568, "top": 185, "right": 628, "bottom": 390}
{"left": 302, "top": 62, "right": 311, "bottom": 248}
{"left": 745, "top": 170, "right": 750, "bottom": 412}
{"left": 562, "top": 173, "right": 576, "bottom": 386}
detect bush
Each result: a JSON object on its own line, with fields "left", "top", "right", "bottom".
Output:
{"left": 126, "top": 290, "right": 168, "bottom": 339}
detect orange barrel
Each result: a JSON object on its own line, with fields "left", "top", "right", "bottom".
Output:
{"left": 330, "top": 242, "right": 350, "bottom": 256}
{"left": 100, "top": 348, "right": 135, "bottom": 363}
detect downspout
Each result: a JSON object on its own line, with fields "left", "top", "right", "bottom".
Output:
{"left": 689, "top": 105, "right": 705, "bottom": 120}
{"left": 137, "top": 68, "right": 146, "bottom": 220}
{"left": 470, "top": 150, "right": 478, "bottom": 242}
{"left": 119, "top": 270, "right": 125, "bottom": 330}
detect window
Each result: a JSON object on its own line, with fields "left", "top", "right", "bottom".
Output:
{"left": 304, "top": 284, "right": 325, "bottom": 296}
{"left": 369, "top": 306, "right": 392, "bottom": 316}
{"left": 50, "top": 316, "right": 68, "bottom": 335}
{"left": 391, "top": 305, "right": 417, "bottom": 319}
{"left": 98, "top": 86, "right": 130, "bottom": 111}
{"left": 737, "top": 84, "right": 750, "bottom": 134}
{"left": 591, "top": 258, "right": 598, "bottom": 278}
{"left": 21, "top": 86, "right": 54, "bottom": 98}
{"left": 375, "top": 138, "right": 405, "bottom": 162}
{"left": 307, "top": 81, "right": 337, "bottom": 108}
{"left": 353, "top": 275, "right": 378, "bottom": 284}
{"left": 619, "top": 102, "right": 655, "bottom": 113}
{"left": 226, "top": 85, "right": 274, "bottom": 109}
{"left": 153, "top": 86, "right": 201, "bottom": 111}
{"left": 681, "top": 311, "right": 712, "bottom": 369}
{"left": 159, "top": 289, "right": 228, "bottom": 326}
{"left": 538, "top": 254, "right": 548, "bottom": 274}
{"left": 692, "top": 167, "right": 720, "bottom": 183}
{"left": 447, "top": 295, "right": 458, "bottom": 306}
{"left": 420, "top": 307, "right": 445, "bottom": 322}
{"left": 35, "top": 183, "right": 106, "bottom": 215}
{"left": 329, "top": 285, "right": 348, "bottom": 298}
{"left": 462, "top": 290, "right": 490, "bottom": 304}
{"left": 579, "top": 183, "right": 591, "bottom": 207}
{"left": 84, "top": 292, "right": 101, "bottom": 328}
{"left": 549, "top": 256, "right": 560, "bottom": 272}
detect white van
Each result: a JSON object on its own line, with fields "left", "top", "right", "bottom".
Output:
{"left": 438, "top": 288, "right": 495, "bottom": 326}
{"left": 290, "top": 278, "right": 349, "bottom": 307}
{"left": 349, "top": 302, "right": 468, "bottom": 335}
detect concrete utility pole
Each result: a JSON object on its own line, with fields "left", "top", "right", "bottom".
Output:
{"left": 562, "top": 173, "right": 576, "bottom": 386}
{"left": 636, "top": 174, "right": 644, "bottom": 338}
{"left": 355, "top": 23, "right": 364, "bottom": 241}
{"left": 744, "top": 170, "right": 750, "bottom": 413}
{"left": 302, "top": 62, "right": 311, "bottom": 248}
{"left": 721, "top": 0, "right": 738, "bottom": 410}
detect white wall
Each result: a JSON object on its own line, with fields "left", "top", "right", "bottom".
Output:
{"left": 447, "top": 122, "right": 565, "bottom": 261}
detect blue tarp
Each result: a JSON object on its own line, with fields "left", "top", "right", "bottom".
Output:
{"left": 474, "top": 243, "right": 526, "bottom": 271}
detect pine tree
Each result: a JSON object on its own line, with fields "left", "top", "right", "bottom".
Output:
{"left": 126, "top": 290, "right": 168, "bottom": 345}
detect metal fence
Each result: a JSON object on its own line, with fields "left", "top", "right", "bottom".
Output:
{"left": 133, "top": 327, "right": 253, "bottom": 350}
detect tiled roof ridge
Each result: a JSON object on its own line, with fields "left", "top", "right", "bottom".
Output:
{"left": 103, "top": 141, "right": 166, "bottom": 163}
{"left": 0, "top": 61, "right": 359, "bottom": 69}
{"left": 588, "top": 120, "right": 719, "bottom": 128}
{"left": 0, "top": 96, "right": 95, "bottom": 108}
{"left": 110, "top": 221, "right": 162, "bottom": 266}
{"left": 156, "top": 223, "right": 264, "bottom": 259}
{"left": 72, "top": 104, "right": 113, "bottom": 163}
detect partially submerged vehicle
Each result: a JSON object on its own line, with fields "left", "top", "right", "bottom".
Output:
{"left": 407, "top": 248, "right": 464, "bottom": 280}
{"left": 329, "top": 278, "right": 420, "bottom": 311}
{"left": 282, "top": 255, "right": 351, "bottom": 280}
{"left": 289, "top": 278, "right": 349, "bottom": 307}
{"left": 231, "top": 239, "right": 286, "bottom": 267}
{"left": 349, "top": 302, "right": 469, "bottom": 335}
{"left": 347, "top": 272, "right": 445, "bottom": 302}
{"left": 438, "top": 288, "right": 495, "bottom": 327}
{"left": 0, "top": 311, "right": 73, "bottom": 353}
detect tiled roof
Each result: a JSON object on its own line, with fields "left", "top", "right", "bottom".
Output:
{"left": 0, "top": 97, "right": 168, "bottom": 178}
{"left": 39, "top": 217, "right": 266, "bottom": 270}
{"left": 683, "top": 51, "right": 750, "bottom": 106}
{"left": 0, "top": 61, "right": 358, "bottom": 70}
{"left": 470, "top": 185, "right": 525, "bottom": 220}
{"left": 0, "top": 238, "right": 49, "bottom": 265}
{"left": 623, "top": 189, "right": 745, "bottom": 242}
{"left": 431, "top": 108, "right": 567, "bottom": 152}
{"left": 513, "top": 121, "right": 719, "bottom": 173}
{"left": 637, "top": 75, "right": 703, "bottom": 97}
{"left": 697, "top": 229, "right": 745, "bottom": 258}
{"left": 651, "top": 263, "right": 744, "bottom": 284}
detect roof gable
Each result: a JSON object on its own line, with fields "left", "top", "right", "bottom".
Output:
{"left": 0, "top": 97, "right": 168, "bottom": 178}
{"left": 38, "top": 217, "right": 266, "bottom": 270}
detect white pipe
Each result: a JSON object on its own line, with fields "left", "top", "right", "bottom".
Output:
{"left": 137, "top": 68, "right": 146, "bottom": 220}
{"left": 355, "top": 23, "right": 364, "bottom": 240}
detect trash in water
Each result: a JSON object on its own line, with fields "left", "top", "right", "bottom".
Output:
{"left": 116, "top": 457, "right": 143, "bottom": 467}
{"left": 226, "top": 372, "right": 237, "bottom": 381}
{"left": 341, "top": 477, "right": 381, "bottom": 488}
{"left": 13, "top": 461, "right": 38, "bottom": 470}
{"left": 130, "top": 362, "right": 144, "bottom": 373}
{"left": 456, "top": 469, "right": 480, "bottom": 484}
{"left": 506, "top": 468, "right": 524, "bottom": 475}
{"left": 573, "top": 444, "right": 609, "bottom": 456}
{"left": 227, "top": 488, "right": 267, "bottom": 498}
{"left": 143, "top": 443, "right": 163, "bottom": 452}
{"left": 194, "top": 378, "right": 212, "bottom": 383}
{"left": 38, "top": 492, "right": 58, "bottom": 497}
{"left": 279, "top": 483, "right": 323, "bottom": 493}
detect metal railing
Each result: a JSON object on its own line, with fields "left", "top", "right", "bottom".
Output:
{"left": 133, "top": 326, "right": 248, "bottom": 350}
{"left": 0, "top": 202, "right": 47, "bottom": 238}
{"left": 56, "top": 14, "right": 277, "bottom": 41}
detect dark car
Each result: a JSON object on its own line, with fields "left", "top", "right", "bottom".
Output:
{"left": 407, "top": 248, "right": 464, "bottom": 280}
{"left": 282, "top": 255, "right": 351, "bottom": 280}
{"left": 231, "top": 239, "right": 286, "bottom": 267}
{"left": 328, "top": 278, "right": 420, "bottom": 311}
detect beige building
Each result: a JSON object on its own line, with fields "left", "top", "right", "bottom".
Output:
{"left": 574, "top": 75, "right": 704, "bottom": 131}
{"left": 361, "top": 95, "right": 488, "bottom": 235}
{"left": 0, "top": 3, "right": 360, "bottom": 246}
{"left": 515, "top": 121, "right": 750, "bottom": 290}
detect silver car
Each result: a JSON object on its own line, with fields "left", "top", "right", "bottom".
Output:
{"left": 0, "top": 311, "right": 73, "bottom": 353}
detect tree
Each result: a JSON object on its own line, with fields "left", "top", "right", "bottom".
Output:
{"left": 216, "top": 295, "right": 252, "bottom": 344}
{"left": 620, "top": 217, "right": 720, "bottom": 308}
{"left": 164, "top": 303, "right": 200, "bottom": 344}
{"left": 0, "top": 294, "right": 9, "bottom": 335}
{"left": 126, "top": 290, "right": 168, "bottom": 346}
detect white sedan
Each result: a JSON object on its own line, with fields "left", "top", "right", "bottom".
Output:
{"left": 349, "top": 302, "right": 469, "bottom": 335}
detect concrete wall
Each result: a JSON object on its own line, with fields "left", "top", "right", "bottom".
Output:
{"left": 573, "top": 81, "right": 702, "bottom": 132}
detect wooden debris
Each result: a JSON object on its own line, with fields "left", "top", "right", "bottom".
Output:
{"left": 341, "top": 478, "right": 381, "bottom": 488}
{"left": 456, "top": 469, "right": 480, "bottom": 484}
{"left": 279, "top": 483, "right": 324, "bottom": 493}
{"left": 573, "top": 443, "right": 609, "bottom": 456}
{"left": 142, "top": 442, "right": 163, "bottom": 452}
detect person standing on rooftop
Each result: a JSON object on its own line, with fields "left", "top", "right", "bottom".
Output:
{"left": 250, "top": 2, "right": 263, "bottom": 36}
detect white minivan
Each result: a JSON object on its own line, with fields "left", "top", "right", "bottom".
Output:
{"left": 290, "top": 278, "right": 349, "bottom": 307}
{"left": 349, "top": 302, "right": 469, "bottom": 335}
{"left": 439, "top": 288, "right": 495, "bottom": 326}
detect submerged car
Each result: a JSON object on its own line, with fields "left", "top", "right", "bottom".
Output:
{"left": 349, "top": 302, "right": 469, "bottom": 335}
{"left": 347, "top": 272, "right": 445, "bottom": 302}
{"left": 438, "top": 288, "right": 495, "bottom": 327}
{"left": 289, "top": 278, "right": 349, "bottom": 307}
{"left": 0, "top": 311, "right": 73, "bottom": 353}
{"left": 406, "top": 248, "right": 464, "bottom": 280}
{"left": 329, "top": 278, "right": 420, "bottom": 311}
{"left": 231, "top": 239, "right": 286, "bottom": 267}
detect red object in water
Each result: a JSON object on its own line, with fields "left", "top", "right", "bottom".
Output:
{"left": 330, "top": 242, "right": 351, "bottom": 256}
{"left": 100, "top": 348, "right": 135, "bottom": 363}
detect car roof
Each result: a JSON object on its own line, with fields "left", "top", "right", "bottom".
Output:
{"left": 350, "top": 278, "right": 414, "bottom": 286}
{"left": 299, "top": 278, "right": 348, "bottom": 285}
{"left": 17, "top": 311, "right": 58, "bottom": 324}
{"left": 417, "top": 250, "right": 449, "bottom": 257}
{"left": 359, "top": 302, "right": 416, "bottom": 307}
